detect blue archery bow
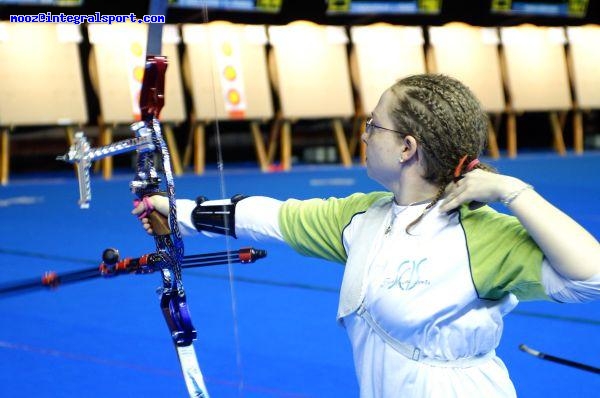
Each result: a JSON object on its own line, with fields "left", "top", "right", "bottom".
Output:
{"left": 57, "top": 3, "right": 210, "bottom": 395}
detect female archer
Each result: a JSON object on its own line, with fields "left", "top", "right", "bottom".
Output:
{"left": 134, "top": 74, "right": 600, "bottom": 397}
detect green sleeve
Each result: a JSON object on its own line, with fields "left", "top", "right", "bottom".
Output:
{"left": 460, "top": 205, "right": 550, "bottom": 301}
{"left": 278, "top": 192, "right": 392, "bottom": 264}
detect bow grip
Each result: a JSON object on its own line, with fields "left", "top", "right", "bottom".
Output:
{"left": 148, "top": 210, "right": 171, "bottom": 236}
{"left": 135, "top": 195, "right": 171, "bottom": 236}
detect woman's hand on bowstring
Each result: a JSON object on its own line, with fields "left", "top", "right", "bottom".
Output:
{"left": 439, "top": 169, "right": 528, "bottom": 213}
{"left": 131, "top": 195, "right": 170, "bottom": 235}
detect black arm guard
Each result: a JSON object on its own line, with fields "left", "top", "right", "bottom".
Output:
{"left": 191, "top": 194, "right": 248, "bottom": 238}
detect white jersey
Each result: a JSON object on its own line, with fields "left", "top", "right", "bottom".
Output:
{"left": 341, "top": 200, "right": 517, "bottom": 397}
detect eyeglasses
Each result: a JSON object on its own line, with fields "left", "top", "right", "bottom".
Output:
{"left": 365, "top": 117, "right": 405, "bottom": 135}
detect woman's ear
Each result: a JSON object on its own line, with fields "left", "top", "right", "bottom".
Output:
{"left": 402, "top": 135, "right": 419, "bottom": 161}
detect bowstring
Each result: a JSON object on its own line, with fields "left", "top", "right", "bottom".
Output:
{"left": 199, "top": 4, "right": 245, "bottom": 396}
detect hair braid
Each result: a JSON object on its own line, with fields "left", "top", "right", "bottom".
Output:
{"left": 393, "top": 91, "right": 451, "bottom": 183}
{"left": 405, "top": 184, "right": 447, "bottom": 234}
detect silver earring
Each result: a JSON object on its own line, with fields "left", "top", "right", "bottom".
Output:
{"left": 399, "top": 157, "right": 404, "bottom": 163}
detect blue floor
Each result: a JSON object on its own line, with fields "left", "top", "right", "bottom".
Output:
{"left": 0, "top": 152, "right": 599, "bottom": 397}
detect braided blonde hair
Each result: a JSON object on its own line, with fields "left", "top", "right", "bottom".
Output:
{"left": 386, "top": 74, "right": 496, "bottom": 232}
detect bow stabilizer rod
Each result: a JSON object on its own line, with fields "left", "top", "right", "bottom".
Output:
{"left": 0, "top": 247, "right": 267, "bottom": 297}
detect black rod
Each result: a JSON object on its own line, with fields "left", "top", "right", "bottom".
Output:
{"left": 519, "top": 344, "right": 600, "bottom": 374}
